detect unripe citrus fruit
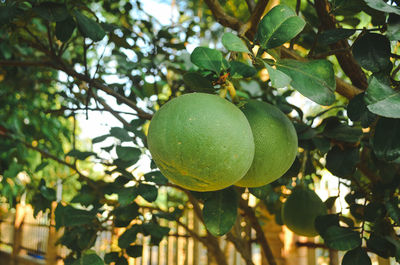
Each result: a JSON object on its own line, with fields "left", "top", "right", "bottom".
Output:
{"left": 235, "top": 100, "right": 298, "bottom": 187}
{"left": 147, "top": 93, "right": 255, "bottom": 192}
{"left": 281, "top": 185, "right": 327, "bottom": 237}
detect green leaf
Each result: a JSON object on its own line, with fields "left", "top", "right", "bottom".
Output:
{"left": 118, "top": 225, "right": 142, "bottom": 248}
{"left": 73, "top": 10, "right": 106, "bottom": 42}
{"left": 322, "top": 226, "right": 361, "bottom": 251}
{"left": 367, "top": 233, "right": 396, "bottom": 258}
{"left": 322, "top": 118, "right": 363, "bottom": 143}
{"left": 35, "top": 161, "right": 49, "bottom": 173}
{"left": 342, "top": 247, "right": 372, "bottom": 265}
{"left": 324, "top": 196, "right": 338, "bottom": 210}
{"left": 183, "top": 72, "right": 214, "bottom": 92}
{"left": 4, "top": 162, "right": 23, "bottom": 179}
{"left": 63, "top": 206, "right": 96, "bottom": 227}
{"left": 113, "top": 203, "right": 139, "bottom": 227}
{"left": 373, "top": 117, "right": 400, "bottom": 161}
{"left": 255, "top": 5, "right": 305, "bottom": 49}
{"left": 74, "top": 250, "right": 105, "bottom": 265}
{"left": 276, "top": 59, "right": 336, "bottom": 106}
{"left": 34, "top": 2, "right": 68, "bottom": 22}
{"left": 365, "top": 77, "right": 400, "bottom": 118}
{"left": 387, "top": 22, "right": 400, "bottom": 41}
{"left": 190, "top": 47, "right": 223, "bottom": 74}
{"left": 104, "top": 252, "right": 119, "bottom": 264}
{"left": 142, "top": 223, "right": 170, "bottom": 244}
{"left": 143, "top": 171, "right": 168, "bottom": 185}
{"left": 264, "top": 62, "right": 291, "bottom": 88}
{"left": 126, "top": 245, "right": 143, "bottom": 258}
{"left": 110, "top": 127, "right": 132, "bottom": 142}
{"left": 202, "top": 187, "right": 238, "bottom": 236}
{"left": 66, "top": 149, "right": 96, "bottom": 160}
{"left": 138, "top": 183, "right": 158, "bottom": 202}
{"left": 314, "top": 214, "right": 339, "bottom": 236}
{"left": 154, "top": 208, "right": 183, "bottom": 221}
{"left": 116, "top": 146, "right": 141, "bottom": 162}
{"left": 352, "top": 33, "right": 392, "bottom": 73}
{"left": 39, "top": 179, "right": 56, "bottom": 201}
{"left": 55, "top": 16, "right": 76, "bottom": 42}
{"left": 0, "top": 4, "right": 18, "bottom": 25}
{"left": 385, "top": 199, "right": 400, "bottom": 224}
{"left": 318, "top": 28, "right": 356, "bottom": 45}
{"left": 249, "top": 184, "right": 273, "bottom": 200}
{"left": 71, "top": 192, "right": 96, "bottom": 206}
{"left": 347, "top": 93, "right": 376, "bottom": 128}
{"left": 117, "top": 187, "right": 138, "bottom": 206}
{"left": 221, "top": 32, "right": 249, "bottom": 53}
{"left": 92, "top": 134, "right": 110, "bottom": 144}
{"left": 229, "top": 61, "right": 257, "bottom": 78}
{"left": 363, "top": 0, "right": 400, "bottom": 15}
{"left": 326, "top": 146, "right": 359, "bottom": 178}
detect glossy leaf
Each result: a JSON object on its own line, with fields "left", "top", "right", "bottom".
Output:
{"left": 367, "top": 233, "right": 397, "bottom": 258}
{"left": 34, "top": 2, "right": 68, "bottom": 22}
{"left": 66, "top": 149, "right": 96, "bottom": 160}
{"left": 202, "top": 187, "right": 238, "bottom": 236}
{"left": 342, "top": 247, "right": 372, "bottom": 265}
{"left": 318, "top": 28, "right": 356, "bottom": 45}
{"left": 190, "top": 47, "right": 223, "bottom": 74}
{"left": 221, "top": 32, "right": 249, "bottom": 53}
{"left": 365, "top": 77, "right": 400, "bottom": 118}
{"left": 352, "top": 33, "right": 391, "bottom": 73}
{"left": 249, "top": 184, "right": 273, "bottom": 201}
{"left": 92, "top": 134, "right": 110, "bottom": 144}
{"left": 126, "top": 245, "right": 143, "bottom": 258}
{"left": 347, "top": 93, "right": 376, "bottom": 128}
{"left": 373, "top": 117, "right": 400, "bottom": 161}
{"left": 363, "top": 0, "right": 400, "bottom": 15}
{"left": 73, "top": 10, "right": 106, "bottom": 42}
{"left": 322, "top": 226, "right": 361, "bottom": 251}
{"left": 56, "top": 16, "right": 76, "bottom": 42}
{"left": 110, "top": 127, "right": 132, "bottom": 142}
{"left": 314, "top": 214, "right": 339, "bottom": 236}
{"left": 116, "top": 146, "right": 141, "bottom": 162}
{"left": 326, "top": 146, "right": 359, "bottom": 178}
{"left": 322, "top": 118, "right": 363, "bottom": 143}
{"left": 73, "top": 250, "right": 104, "bottom": 265}
{"left": 138, "top": 183, "right": 158, "bottom": 202}
{"left": 229, "top": 61, "right": 257, "bottom": 78}
{"left": 117, "top": 187, "right": 138, "bottom": 206}
{"left": 264, "top": 62, "right": 291, "bottom": 88}
{"left": 183, "top": 72, "right": 214, "bottom": 92}
{"left": 255, "top": 5, "right": 305, "bottom": 49}
{"left": 143, "top": 171, "right": 168, "bottom": 185}
{"left": 118, "top": 225, "right": 142, "bottom": 248}
{"left": 276, "top": 59, "right": 336, "bottom": 106}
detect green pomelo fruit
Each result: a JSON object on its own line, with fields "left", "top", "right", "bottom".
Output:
{"left": 147, "top": 93, "right": 255, "bottom": 192}
{"left": 235, "top": 100, "right": 298, "bottom": 187}
{"left": 281, "top": 185, "right": 327, "bottom": 237}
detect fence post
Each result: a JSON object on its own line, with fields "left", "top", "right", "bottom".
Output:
{"left": 12, "top": 203, "right": 26, "bottom": 265}
{"left": 46, "top": 201, "right": 59, "bottom": 265}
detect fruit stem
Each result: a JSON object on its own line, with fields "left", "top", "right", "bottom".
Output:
{"left": 219, "top": 87, "right": 228, "bottom": 98}
{"left": 224, "top": 81, "right": 239, "bottom": 104}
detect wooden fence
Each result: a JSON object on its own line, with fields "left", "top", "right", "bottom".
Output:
{"left": 0, "top": 202, "right": 394, "bottom": 265}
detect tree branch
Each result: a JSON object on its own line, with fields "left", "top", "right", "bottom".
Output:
{"left": 0, "top": 59, "right": 154, "bottom": 120}
{"left": 203, "top": 0, "right": 243, "bottom": 31}
{"left": 245, "top": 0, "right": 256, "bottom": 13}
{"left": 203, "top": 2, "right": 363, "bottom": 100}
{"left": 314, "top": 0, "right": 368, "bottom": 90}
{"left": 239, "top": 198, "right": 277, "bottom": 265}
{"left": 246, "top": 0, "right": 269, "bottom": 38}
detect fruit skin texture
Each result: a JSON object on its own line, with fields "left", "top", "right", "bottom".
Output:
{"left": 147, "top": 93, "right": 255, "bottom": 192}
{"left": 235, "top": 100, "right": 298, "bottom": 187}
{"left": 281, "top": 185, "right": 327, "bottom": 237}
